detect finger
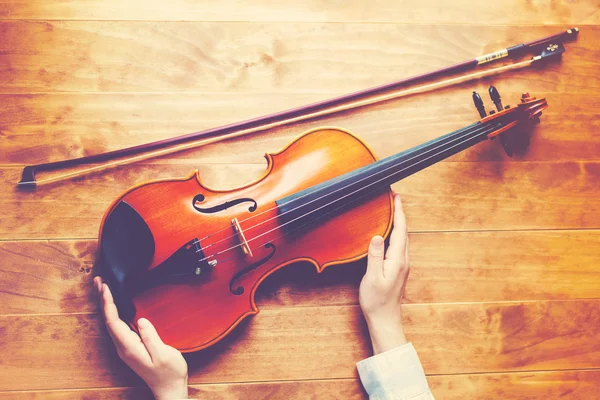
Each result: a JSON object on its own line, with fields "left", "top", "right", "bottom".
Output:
{"left": 405, "top": 235, "right": 409, "bottom": 266}
{"left": 137, "top": 318, "right": 166, "bottom": 363}
{"left": 93, "top": 276, "right": 103, "bottom": 296}
{"left": 402, "top": 235, "right": 410, "bottom": 282}
{"left": 101, "top": 283, "right": 142, "bottom": 352}
{"left": 101, "top": 282, "right": 120, "bottom": 322}
{"left": 366, "top": 235, "right": 385, "bottom": 279}
{"left": 385, "top": 194, "right": 407, "bottom": 264}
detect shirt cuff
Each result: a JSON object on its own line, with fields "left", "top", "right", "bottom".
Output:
{"left": 356, "top": 342, "right": 430, "bottom": 400}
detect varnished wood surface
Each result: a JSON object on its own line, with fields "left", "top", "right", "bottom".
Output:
{"left": 4, "top": 370, "right": 600, "bottom": 399}
{"left": 1, "top": 91, "right": 599, "bottom": 164}
{"left": 0, "top": 23, "right": 598, "bottom": 94}
{"left": 2, "top": 161, "right": 599, "bottom": 239}
{"left": 2, "top": 230, "right": 600, "bottom": 315}
{"left": 2, "top": 300, "right": 600, "bottom": 390}
{"left": 1, "top": 1, "right": 599, "bottom": 399}
{"left": 1, "top": 0, "right": 598, "bottom": 23}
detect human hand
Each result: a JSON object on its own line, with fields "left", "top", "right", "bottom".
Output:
{"left": 359, "top": 193, "right": 409, "bottom": 354}
{"left": 94, "top": 276, "right": 188, "bottom": 400}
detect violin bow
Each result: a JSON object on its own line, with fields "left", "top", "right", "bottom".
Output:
{"left": 17, "top": 28, "right": 578, "bottom": 188}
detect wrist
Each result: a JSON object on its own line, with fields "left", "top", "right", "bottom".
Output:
{"left": 152, "top": 378, "right": 188, "bottom": 400}
{"left": 365, "top": 316, "right": 407, "bottom": 355}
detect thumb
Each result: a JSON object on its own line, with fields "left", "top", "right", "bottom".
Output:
{"left": 137, "top": 318, "right": 165, "bottom": 361}
{"left": 366, "top": 235, "right": 385, "bottom": 279}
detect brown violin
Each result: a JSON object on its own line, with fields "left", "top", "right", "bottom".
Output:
{"left": 98, "top": 90, "right": 547, "bottom": 352}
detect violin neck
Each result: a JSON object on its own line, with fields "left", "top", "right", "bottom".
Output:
{"left": 276, "top": 120, "right": 500, "bottom": 226}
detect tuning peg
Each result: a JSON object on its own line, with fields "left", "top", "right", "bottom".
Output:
{"left": 489, "top": 86, "right": 503, "bottom": 112}
{"left": 472, "top": 91, "right": 487, "bottom": 118}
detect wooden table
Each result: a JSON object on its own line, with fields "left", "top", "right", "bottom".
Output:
{"left": 1, "top": 1, "right": 599, "bottom": 399}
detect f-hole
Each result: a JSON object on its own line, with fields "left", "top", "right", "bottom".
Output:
{"left": 193, "top": 194, "right": 257, "bottom": 214}
{"left": 229, "top": 243, "right": 276, "bottom": 295}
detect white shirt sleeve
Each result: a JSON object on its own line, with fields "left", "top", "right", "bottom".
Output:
{"left": 356, "top": 342, "right": 435, "bottom": 400}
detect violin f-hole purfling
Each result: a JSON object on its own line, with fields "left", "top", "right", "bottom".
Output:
{"left": 98, "top": 89, "right": 547, "bottom": 352}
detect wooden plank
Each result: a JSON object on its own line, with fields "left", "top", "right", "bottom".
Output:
{"left": 2, "top": 91, "right": 598, "bottom": 166}
{"left": 430, "top": 371, "right": 600, "bottom": 400}
{"left": 1, "top": 159, "right": 599, "bottom": 240}
{"left": 2, "top": 230, "right": 600, "bottom": 314}
{"left": 1, "top": 300, "right": 599, "bottom": 390}
{"left": 0, "top": 0, "right": 596, "bottom": 398}
{"left": 1, "top": 0, "right": 598, "bottom": 24}
{"left": 0, "top": 22, "right": 597, "bottom": 94}
{"left": 2, "top": 370, "right": 600, "bottom": 399}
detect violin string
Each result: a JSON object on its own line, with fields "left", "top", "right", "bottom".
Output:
{"left": 195, "top": 122, "right": 500, "bottom": 264}
{"left": 199, "top": 101, "right": 542, "bottom": 249}
{"left": 193, "top": 119, "right": 500, "bottom": 254}
{"left": 200, "top": 122, "right": 500, "bottom": 270}
{"left": 196, "top": 121, "right": 498, "bottom": 258}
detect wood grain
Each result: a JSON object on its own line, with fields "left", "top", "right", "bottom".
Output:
{"left": 2, "top": 159, "right": 599, "bottom": 240}
{"left": 2, "top": 91, "right": 599, "bottom": 166}
{"left": 2, "top": 230, "right": 599, "bottom": 314}
{"left": 2, "top": 370, "right": 599, "bottom": 399}
{"left": 0, "top": 22, "right": 597, "bottom": 94}
{"left": 1, "top": 300, "right": 599, "bottom": 390}
{"left": 429, "top": 371, "right": 600, "bottom": 400}
{"left": 1, "top": 0, "right": 598, "bottom": 24}
{"left": 1, "top": 0, "right": 598, "bottom": 397}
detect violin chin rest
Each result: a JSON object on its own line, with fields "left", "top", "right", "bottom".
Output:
{"left": 99, "top": 201, "right": 156, "bottom": 322}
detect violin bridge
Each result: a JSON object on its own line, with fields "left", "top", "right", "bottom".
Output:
{"left": 231, "top": 217, "right": 253, "bottom": 257}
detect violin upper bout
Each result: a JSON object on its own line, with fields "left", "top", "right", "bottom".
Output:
{"left": 265, "top": 127, "right": 381, "bottom": 181}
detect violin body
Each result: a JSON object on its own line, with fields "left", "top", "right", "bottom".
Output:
{"left": 99, "top": 127, "right": 393, "bottom": 352}
{"left": 99, "top": 92, "right": 547, "bottom": 352}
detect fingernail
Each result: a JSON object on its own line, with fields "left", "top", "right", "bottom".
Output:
{"left": 137, "top": 318, "right": 149, "bottom": 328}
{"left": 371, "top": 236, "right": 384, "bottom": 247}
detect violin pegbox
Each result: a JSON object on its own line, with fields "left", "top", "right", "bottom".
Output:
{"left": 472, "top": 87, "right": 548, "bottom": 157}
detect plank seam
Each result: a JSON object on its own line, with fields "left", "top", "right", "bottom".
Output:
{"left": 1, "top": 368, "right": 600, "bottom": 393}
{"left": 3, "top": 298, "right": 600, "bottom": 317}
{"left": 2, "top": 227, "right": 600, "bottom": 242}
{"left": 0, "top": 19, "right": 598, "bottom": 26}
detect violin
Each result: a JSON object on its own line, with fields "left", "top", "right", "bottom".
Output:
{"left": 99, "top": 90, "right": 547, "bottom": 352}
